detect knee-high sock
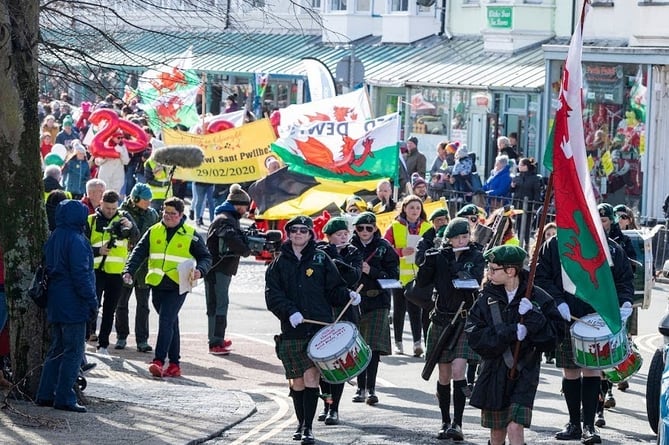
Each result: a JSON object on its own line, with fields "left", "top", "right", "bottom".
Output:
{"left": 330, "top": 383, "right": 345, "bottom": 411}
{"left": 453, "top": 379, "right": 467, "bottom": 426}
{"left": 437, "top": 382, "right": 451, "bottom": 424}
{"left": 319, "top": 379, "right": 331, "bottom": 410}
{"left": 597, "top": 377, "right": 608, "bottom": 414}
{"left": 466, "top": 361, "right": 477, "bottom": 385}
{"left": 582, "top": 376, "right": 601, "bottom": 428}
{"left": 291, "top": 388, "right": 304, "bottom": 425}
{"left": 366, "top": 352, "right": 381, "bottom": 391}
{"left": 562, "top": 378, "right": 582, "bottom": 426}
{"left": 303, "top": 387, "right": 320, "bottom": 429}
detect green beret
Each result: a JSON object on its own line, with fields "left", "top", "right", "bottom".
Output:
{"left": 285, "top": 215, "right": 313, "bottom": 231}
{"left": 429, "top": 208, "right": 449, "bottom": 222}
{"left": 443, "top": 217, "right": 470, "bottom": 239}
{"left": 354, "top": 211, "right": 376, "bottom": 226}
{"left": 612, "top": 204, "right": 627, "bottom": 214}
{"left": 456, "top": 204, "right": 478, "bottom": 217}
{"left": 598, "top": 203, "right": 614, "bottom": 220}
{"left": 484, "top": 245, "right": 527, "bottom": 265}
{"left": 323, "top": 217, "right": 349, "bottom": 235}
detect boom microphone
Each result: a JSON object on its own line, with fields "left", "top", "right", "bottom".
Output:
{"left": 151, "top": 145, "right": 205, "bottom": 169}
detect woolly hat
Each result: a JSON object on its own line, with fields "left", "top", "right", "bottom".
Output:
{"left": 226, "top": 183, "right": 251, "bottom": 205}
{"left": 457, "top": 204, "right": 479, "bottom": 217}
{"left": 354, "top": 211, "right": 376, "bottom": 226}
{"left": 411, "top": 175, "right": 427, "bottom": 188}
{"left": 62, "top": 115, "right": 73, "bottom": 127}
{"left": 443, "top": 217, "right": 470, "bottom": 239}
{"left": 484, "top": 245, "right": 527, "bottom": 266}
{"left": 72, "top": 140, "right": 86, "bottom": 154}
{"left": 342, "top": 195, "right": 368, "bottom": 213}
{"left": 323, "top": 217, "right": 349, "bottom": 235}
{"left": 429, "top": 208, "right": 449, "bottom": 222}
{"left": 407, "top": 136, "right": 418, "bottom": 145}
{"left": 130, "top": 183, "right": 152, "bottom": 201}
{"left": 446, "top": 141, "right": 459, "bottom": 154}
{"left": 598, "top": 203, "right": 614, "bottom": 221}
{"left": 455, "top": 145, "right": 469, "bottom": 160}
{"left": 285, "top": 215, "right": 314, "bottom": 231}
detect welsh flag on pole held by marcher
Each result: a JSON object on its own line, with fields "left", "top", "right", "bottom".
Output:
{"left": 137, "top": 46, "right": 202, "bottom": 134}
{"left": 271, "top": 113, "right": 400, "bottom": 183}
{"left": 543, "top": 1, "right": 622, "bottom": 334}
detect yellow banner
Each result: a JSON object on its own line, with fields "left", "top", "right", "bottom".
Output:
{"left": 600, "top": 150, "right": 614, "bottom": 176}
{"left": 163, "top": 119, "right": 278, "bottom": 184}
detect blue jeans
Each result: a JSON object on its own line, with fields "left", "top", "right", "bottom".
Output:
{"left": 37, "top": 322, "right": 86, "bottom": 406}
{"left": 205, "top": 272, "right": 231, "bottom": 347}
{"left": 151, "top": 288, "right": 186, "bottom": 365}
{"left": 192, "top": 183, "right": 215, "bottom": 222}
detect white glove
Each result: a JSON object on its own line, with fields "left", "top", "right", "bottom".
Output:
{"left": 289, "top": 312, "right": 304, "bottom": 328}
{"left": 557, "top": 303, "right": 571, "bottom": 322}
{"left": 517, "top": 324, "right": 527, "bottom": 341}
{"left": 518, "top": 297, "right": 533, "bottom": 315}
{"left": 620, "top": 301, "right": 633, "bottom": 322}
{"left": 349, "top": 291, "right": 361, "bottom": 306}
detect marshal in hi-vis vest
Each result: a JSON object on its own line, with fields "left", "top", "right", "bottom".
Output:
{"left": 391, "top": 219, "right": 431, "bottom": 285}
{"left": 145, "top": 223, "right": 196, "bottom": 287}
{"left": 87, "top": 213, "right": 130, "bottom": 274}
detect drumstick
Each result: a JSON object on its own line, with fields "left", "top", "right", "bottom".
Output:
{"left": 334, "top": 284, "right": 364, "bottom": 324}
{"left": 303, "top": 318, "right": 329, "bottom": 326}
{"left": 571, "top": 315, "right": 601, "bottom": 329}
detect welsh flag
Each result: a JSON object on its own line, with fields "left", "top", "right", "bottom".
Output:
{"left": 271, "top": 113, "right": 399, "bottom": 182}
{"left": 544, "top": 1, "right": 622, "bottom": 334}
{"left": 137, "top": 46, "right": 202, "bottom": 133}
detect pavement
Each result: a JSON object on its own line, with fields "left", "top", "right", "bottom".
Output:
{"left": 0, "top": 351, "right": 256, "bottom": 445}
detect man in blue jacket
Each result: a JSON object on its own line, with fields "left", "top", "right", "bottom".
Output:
{"left": 36, "top": 200, "right": 98, "bottom": 413}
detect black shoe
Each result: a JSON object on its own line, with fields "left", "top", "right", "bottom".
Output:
{"left": 324, "top": 410, "right": 339, "bottom": 425}
{"left": 595, "top": 413, "right": 605, "bottom": 428}
{"left": 54, "top": 403, "right": 87, "bottom": 413}
{"left": 556, "top": 422, "right": 582, "bottom": 440}
{"left": 137, "top": 343, "right": 153, "bottom": 353}
{"left": 446, "top": 423, "right": 464, "bottom": 441}
{"left": 301, "top": 427, "right": 315, "bottom": 445}
{"left": 437, "top": 423, "right": 450, "bottom": 440}
{"left": 317, "top": 407, "right": 328, "bottom": 422}
{"left": 581, "top": 425, "right": 601, "bottom": 444}
{"left": 36, "top": 399, "right": 54, "bottom": 407}
{"left": 292, "top": 423, "right": 303, "bottom": 441}
{"left": 189, "top": 210, "right": 194, "bottom": 220}
{"left": 366, "top": 391, "right": 379, "bottom": 405}
{"left": 81, "top": 363, "right": 97, "bottom": 373}
{"left": 352, "top": 389, "right": 366, "bottom": 403}
{"left": 197, "top": 218, "right": 204, "bottom": 226}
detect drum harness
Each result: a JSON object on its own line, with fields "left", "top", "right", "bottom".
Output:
{"left": 488, "top": 297, "right": 530, "bottom": 374}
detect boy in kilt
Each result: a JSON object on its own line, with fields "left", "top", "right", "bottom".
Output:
{"left": 265, "top": 215, "right": 361, "bottom": 445}
{"left": 416, "top": 217, "right": 485, "bottom": 441}
{"left": 466, "top": 245, "right": 558, "bottom": 445}
{"left": 349, "top": 212, "right": 400, "bottom": 405}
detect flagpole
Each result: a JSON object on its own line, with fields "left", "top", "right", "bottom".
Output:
{"left": 201, "top": 72, "right": 208, "bottom": 134}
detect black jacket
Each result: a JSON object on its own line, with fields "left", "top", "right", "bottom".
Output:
{"left": 265, "top": 239, "right": 351, "bottom": 339}
{"left": 316, "top": 241, "right": 363, "bottom": 323}
{"left": 466, "top": 270, "right": 555, "bottom": 411}
{"left": 416, "top": 226, "right": 438, "bottom": 266}
{"left": 206, "top": 208, "right": 251, "bottom": 276}
{"left": 511, "top": 171, "right": 543, "bottom": 208}
{"left": 608, "top": 223, "right": 637, "bottom": 262}
{"left": 416, "top": 242, "right": 484, "bottom": 314}
{"left": 350, "top": 232, "right": 399, "bottom": 314}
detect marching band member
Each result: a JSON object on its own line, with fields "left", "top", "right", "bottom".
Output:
{"left": 350, "top": 212, "right": 400, "bottom": 406}
{"left": 416, "top": 217, "right": 484, "bottom": 441}
{"left": 535, "top": 235, "right": 634, "bottom": 445}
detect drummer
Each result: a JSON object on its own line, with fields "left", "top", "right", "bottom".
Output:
{"left": 265, "top": 215, "right": 362, "bottom": 445}
{"left": 535, "top": 234, "right": 634, "bottom": 445}
{"left": 315, "top": 216, "right": 362, "bottom": 426}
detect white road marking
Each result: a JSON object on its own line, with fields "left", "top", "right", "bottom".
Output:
{"left": 227, "top": 389, "right": 291, "bottom": 445}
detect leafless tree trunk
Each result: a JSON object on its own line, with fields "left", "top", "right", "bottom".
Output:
{"left": 0, "top": 0, "right": 49, "bottom": 397}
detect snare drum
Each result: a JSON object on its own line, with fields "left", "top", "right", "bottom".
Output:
{"left": 307, "top": 321, "right": 371, "bottom": 384}
{"left": 570, "top": 313, "right": 628, "bottom": 369}
{"left": 603, "top": 343, "right": 643, "bottom": 383}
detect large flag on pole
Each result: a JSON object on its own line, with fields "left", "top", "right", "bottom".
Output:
{"left": 544, "top": 1, "right": 622, "bottom": 334}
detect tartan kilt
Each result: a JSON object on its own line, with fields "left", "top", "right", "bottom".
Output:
{"left": 481, "top": 402, "right": 533, "bottom": 429}
{"left": 358, "top": 308, "right": 391, "bottom": 356}
{"left": 555, "top": 330, "right": 580, "bottom": 370}
{"left": 426, "top": 321, "right": 479, "bottom": 364}
{"left": 276, "top": 337, "right": 315, "bottom": 379}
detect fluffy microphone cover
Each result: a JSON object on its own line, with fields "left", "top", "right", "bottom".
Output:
{"left": 152, "top": 145, "right": 205, "bottom": 168}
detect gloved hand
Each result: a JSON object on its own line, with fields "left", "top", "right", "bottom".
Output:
{"left": 289, "top": 312, "right": 304, "bottom": 328}
{"left": 557, "top": 302, "right": 571, "bottom": 322}
{"left": 349, "top": 290, "right": 361, "bottom": 306}
{"left": 517, "top": 324, "right": 527, "bottom": 341}
{"left": 518, "top": 297, "right": 533, "bottom": 315}
{"left": 620, "top": 301, "right": 633, "bottom": 322}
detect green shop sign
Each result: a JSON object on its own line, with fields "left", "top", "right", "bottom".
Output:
{"left": 487, "top": 6, "right": 512, "bottom": 29}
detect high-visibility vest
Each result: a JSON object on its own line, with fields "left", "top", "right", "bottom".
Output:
{"left": 87, "top": 213, "right": 129, "bottom": 274}
{"left": 144, "top": 159, "right": 169, "bottom": 200}
{"left": 391, "top": 220, "right": 431, "bottom": 285}
{"left": 44, "top": 190, "right": 72, "bottom": 202}
{"left": 145, "top": 223, "right": 196, "bottom": 286}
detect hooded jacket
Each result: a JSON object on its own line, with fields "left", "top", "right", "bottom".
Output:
{"left": 44, "top": 200, "right": 98, "bottom": 324}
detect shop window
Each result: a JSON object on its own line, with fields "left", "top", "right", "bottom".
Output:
{"left": 307, "top": 0, "right": 321, "bottom": 8}
{"left": 390, "top": 0, "right": 409, "bottom": 12}
{"left": 356, "top": 0, "right": 370, "bottom": 12}
{"left": 505, "top": 95, "right": 527, "bottom": 113}
{"left": 330, "top": 0, "right": 347, "bottom": 10}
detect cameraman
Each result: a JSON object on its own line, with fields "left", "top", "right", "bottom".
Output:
{"left": 205, "top": 184, "right": 252, "bottom": 355}
{"left": 86, "top": 190, "right": 139, "bottom": 354}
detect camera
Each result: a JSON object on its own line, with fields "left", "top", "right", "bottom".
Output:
{"left": 103, "top": 220, "right": 131, "bottom": 240}
{"left": 244, "top": 224, "right": 283, "bottom": 257}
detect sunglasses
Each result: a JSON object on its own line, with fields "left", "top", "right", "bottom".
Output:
{"left": 468, "top": 216, "right": 478, "bottom": 223}
{"left": 288, "top": 227, "right": 310, "bottom": 234}
{"left": 355, "top": 225, "right": 376, "bottom": 233}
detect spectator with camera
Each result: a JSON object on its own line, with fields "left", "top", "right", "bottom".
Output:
{"left": 85, "top": 190, "right": 139, "bottom": 354}
{"left": 205, "top": 184, "right": 252, "bottom": 355}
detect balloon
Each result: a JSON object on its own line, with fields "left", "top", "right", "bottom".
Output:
{"left": 44, "top": 152, "right": 64, "bottom": 166}
{"left": 51, "top": 144, "right": 67, "bottom": 159}
{"left": 88, "top": 109, "right": 150, "bottom": 158}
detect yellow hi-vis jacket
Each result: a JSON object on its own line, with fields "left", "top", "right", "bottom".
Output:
{"left": 391, "top": 220, "right": 431, "bottom": 285}
{"left": 145, "top": 223, "right": 196, "bottom": 286}
{"left": 87, "top": 214, "right": 129, "bottom": 274}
